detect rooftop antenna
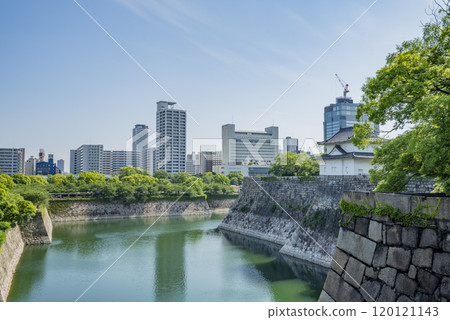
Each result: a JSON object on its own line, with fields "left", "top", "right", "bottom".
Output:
{"left": 335, "top": 73, "right": 349, "bottom": 98}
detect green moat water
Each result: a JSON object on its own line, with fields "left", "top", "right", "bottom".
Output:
{"left": 8, "top": 214, "right": 327, "bottom": 302}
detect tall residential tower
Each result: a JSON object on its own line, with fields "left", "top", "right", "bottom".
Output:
{"left": 155, "top": 101, "right": 186, "bottom": 174}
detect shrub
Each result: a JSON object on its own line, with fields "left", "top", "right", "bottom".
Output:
{"left": 269, "top": 204, "right": 277, "bottom": 213}
{"left": 261, "top": 176, "right": 278, "bottom": 182}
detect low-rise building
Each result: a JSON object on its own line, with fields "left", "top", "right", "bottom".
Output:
{"left": 25, "top": 156, "right": 37, "bottom": 175}
{"left": 318, "top": 127, "right": 377, "bottom": 176}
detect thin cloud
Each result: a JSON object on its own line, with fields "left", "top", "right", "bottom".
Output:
{"left": 114, "top": 0, "right": 211, "bottom": 32}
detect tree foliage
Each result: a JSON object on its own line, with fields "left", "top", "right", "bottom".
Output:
{"left": 353, "top": 3, "right": 450, "bottom": 194}
{"left": 269, "top": 152, "right": 319, "bottom": 177}
{"left": 0, "top": 173, "right": 36, "bottom": 236}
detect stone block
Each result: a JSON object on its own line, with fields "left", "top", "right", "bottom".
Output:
{"left": 355, "top": 218, "right": 370, "bottom": 236}
{"left": 386, "top": 225, "right": 402, "bottom": 246}
{"left": 387, "top": 247, "right": 411, "bottom": 272}
{"left": 397, "top": 295, "right": 413, "bottom": 302}
{"left": 415, "top": 292, "right": 432, "bottom": 302}
{"left": 432, "top": 252, "right": 450, "bottom": 276}
{"left": 417, "top": 269, "right": 439, "bottom": 295}
{"left": 360, "top": 280, "right": 381, "bottom": 302}
{"left": 318, "top": 290, "right": 335, "bottom": 302}
{"left": 375, "top": 193, "right": 410, "bottom": 214}
{"left": 395, "top": 273, "right": 418, "bottom": 297}
{"left": 331, "top": 248, "right": 349, "bottom": 275}
{"left": 322, "top": 269, "right": 364, "bottom": 302}
{"left": 343, "top": 257, "right": 366, "bottom": 287}
{"left": 371, "top": 213, "right": 390, "bottom": 223}
{"left": 372, "top": 245, "right": 388, "bottom": 268}
{"left": 442, "top": 234, "right": 450, "bottom": 252}
{"left": 402, "top": 227, "right": 419, "bottom": 248}
{"left": 412, "top": 248, "right": 433, "bottom": 268}
{"left": 441, "top": 277, "right": 450, "bottom": 300}
{"left": 420, "top": 229, "right": 439, "bottom": 248}
{"left": 378, "top": 284, "right": 396, "bottom": 302}
{"left": 408, "top": 265, "right": 417, "bottom": 279}
{"left": 437, "top": 221, "right": 450, "bottom": 232}
{"left": 365, "top": 267, "right": 378, "bottom": 279}
{"left": 378, "top": 267, "right": 397, "bottom": 287}
{"left": 368, "top": 220, "right": 383, "bottom": 243}
{"left": 337, "top": 229, "right": 377, "bottom": 265}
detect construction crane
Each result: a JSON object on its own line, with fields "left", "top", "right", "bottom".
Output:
{"left": 335, "top": 73, "right": 349, "bottom": 98}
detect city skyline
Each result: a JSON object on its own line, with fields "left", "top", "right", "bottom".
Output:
{"left": 0, "top": 0, "right": 435, "bottom": 165}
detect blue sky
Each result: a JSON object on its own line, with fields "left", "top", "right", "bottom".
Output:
{"left": 0, "top": 0, "right": 435, "bottom": 164}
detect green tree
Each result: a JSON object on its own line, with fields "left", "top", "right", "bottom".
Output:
{"left": 269, "top": 152, "right": 319, "bottom": 177}
{"left": 227, "top": 171, "right": 244, "bottom": 185}
{"left": 0, "top": 174, "right": 15, "bottom": 189}
{"left": 153, "top": 170, "right": 169, "bottom": 180}
{"left": 29, "top": 175, "right": 48, "bottom": 185}
{"left": 183, "top": 177, "right": 204, "bottom": 197}
{"left": 48, "top": 174, "right": 66, "bottom": 185}
{"left": 229, "top": 177, "right": 239, "bottom": 185}
{"left": 353, "top": 4, "right": 450, "bottom": 194}
{"left": 173, "top": 172, "right": 191, "bottom": 184}
{"left": 213, "top": 173, "right": 230, "bottom": 185}
{"left": 202, "top": 172, "right": 214, "bottom": 184}
{"left": 295, "top": 154, "right": 319, "bottom": 177}
{"left": 11, "top": 185, "right": 51, "bottom": 208}
{"left": 117, "top": 166, "right": 147, "bottom": 179}
{"left": 12, "top": 173, "right": 31, "bottom": 185}
{"left": 77, "top": 172, "right": 106, "bottom": 185}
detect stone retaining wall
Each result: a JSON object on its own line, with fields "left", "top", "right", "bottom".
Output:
{"left": 51, "top": 198, "right": 235, "bottom": 222}
{"left": 0, "top": 227, "right": 24, "bottom": 302}
{"left": 319, "top": 192, "right": 450, "bottom": 302}
{"left": 20, "top": 208, "right": 53, "bottom": 244}
{"left": 220, "top": 177, "right": 436, "bottom": 268}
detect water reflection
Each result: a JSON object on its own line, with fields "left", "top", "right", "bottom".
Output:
{"left": 7, "top": 245, "right": 50, "bottom": 301}
{"left": 9, "top": 215, "right": 326, "bottom": 302}
{"left": 154, "top": 231, "right": 186, "bottom": 301}
{"left": 220, "top": 229, "right": 327, "bottom": 301}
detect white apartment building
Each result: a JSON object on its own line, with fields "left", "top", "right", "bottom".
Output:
{"left": 155, "top": 101, "right": 186, "bottom": 174}
{"left": 0, "top": 148, "right": 25, "bottom": 175}
{"left": 70, "top": 145, "right": 103, "bottom": 174}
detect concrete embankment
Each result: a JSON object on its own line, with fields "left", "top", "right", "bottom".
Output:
{"left": 219, "top": 176, "right": 435, "bottom": 268}
{"left": 319, "top": 192, "right": 450, "bottom": 302}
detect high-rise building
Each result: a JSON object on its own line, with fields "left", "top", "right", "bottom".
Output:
{"left": 323, "top": 96, "right": 379, "bottom": 141}
{"left": 199, "top": 150, "right": 222, "bottom": 174}
{"left": 102, "top": 150, "right": 112, "bottom": 175}
{"left": 132, "top": 124, "right": 149, "bottom": 169}
{"left": 111, "top": 150, "right": 141, "bottom": 174}
{"left": 186, "top": 153, "right": 200, "bottom": 175}
{"left": 222, "top": 124, "right": 279, "bottom": 166}
{"left": 132, "top": 124, "right": 149, "bottom": 152}
{"left": 283, "top": 136, "right": 299, "bottom": 153}
{"left": 57, "top": 159, "right": 64, "bottom": 173}
{"left": 0, "top": 148, "right": 25, "bottom": 175}
{"left": 25, "top": 156, "right": 37, "bottom": 175}
{"left": 155, "top": 101, "right": 186, "bottom": 174}
{"left": 70, "top": 145, "right": 103, "bottom": 174}
{"left": 142, "top": 147, "right": 155, "bottom": 175}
